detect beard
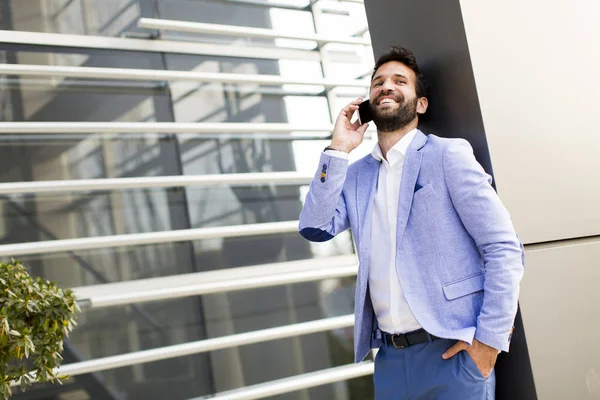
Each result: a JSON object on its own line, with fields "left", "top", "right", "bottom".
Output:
{"left": 370, "top": 92, "right": 418, "bottom": 132}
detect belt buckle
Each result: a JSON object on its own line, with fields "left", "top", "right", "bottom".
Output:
{"left": 391, "top": 334, "right": 409, "bottom": 349}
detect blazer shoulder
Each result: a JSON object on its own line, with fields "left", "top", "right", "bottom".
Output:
{"left": 425, "top": 134, "right": 471, "bottom": 147}
{"left": 423, "top": 134, "right": 474, "bottom": 158}
{"left": 348, "top": 153, "right": 375, "bottom": 174}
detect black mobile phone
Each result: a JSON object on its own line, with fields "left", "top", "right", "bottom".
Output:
{"left": 358, "top": 99, "right": 373, "bottom": 125}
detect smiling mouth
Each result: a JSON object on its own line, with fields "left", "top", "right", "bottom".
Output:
{"left": 378, "top": 97, "right": 399, "bottom": 105}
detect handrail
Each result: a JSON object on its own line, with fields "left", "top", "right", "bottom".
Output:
{"left": 138, "top": 18, "right": 371, "bottom": 46}
{"left": 0, "top": 122, "right": 334, "bottom": 134}
{"left": 74, "top": 256, "right": 358, "bottom": 309}
{"left": 0, "top": 64, "right": 369, "bottom": 89}
{"left": 0, "top": 31, "right": 363, "bottom": 62}
{"left": 25, "top": 315, "right": 354, "bottom": 380}
{"left": 0, "top": 172, "right": 313, "bottom": 195}
{"left": 195, "top": 361, "right": 374, "bottom": 400}
{"left": 0, "top": 220, "right": 299, "bottom": 257}
{"left": 0, "top": 30, "right": 316, "bottom": 61}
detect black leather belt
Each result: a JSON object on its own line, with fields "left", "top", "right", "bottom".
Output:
{"left": 382, "top": 329, "right": 439, "bottom": 349}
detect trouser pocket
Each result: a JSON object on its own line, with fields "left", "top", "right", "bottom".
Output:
{"left": 459, "top": 350, "right": 489, "bottom": 381}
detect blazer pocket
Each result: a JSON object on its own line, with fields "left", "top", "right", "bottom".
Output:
{"left": 413, "top": 183, "right": 434, "bottom": 200}
{"left": 442, "top": 272, "right": 485, "bottom": 300}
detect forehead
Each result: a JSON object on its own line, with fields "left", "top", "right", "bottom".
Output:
{"left": 372, "top": 61, "right": 416, "bottom": 81}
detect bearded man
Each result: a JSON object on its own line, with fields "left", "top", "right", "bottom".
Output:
{"left": 298, "top": 45, "right": 524, "bottom": 400}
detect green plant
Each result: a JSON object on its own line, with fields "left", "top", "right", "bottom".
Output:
{"left": 0, "top": 260, "right": 78, "bottom": 399}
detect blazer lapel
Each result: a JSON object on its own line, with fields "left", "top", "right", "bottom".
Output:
{"left": 356, "top": 156, "right": 380, "bottom": 256}
{"left": 396, "top": 131, "right": 428, "bottom": 244}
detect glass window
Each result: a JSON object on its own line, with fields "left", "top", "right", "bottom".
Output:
{"left": 0, "top": 1, "right": 374, "bottom": 397}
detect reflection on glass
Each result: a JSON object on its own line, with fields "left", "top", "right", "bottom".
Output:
{"left": 0, "top": 0, "right": 375, "bottom": 397}
{"left": 6, "top": 0, "right": 140, "bottom": 37}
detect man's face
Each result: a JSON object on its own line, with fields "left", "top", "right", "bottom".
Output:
{"left": 369, "top": 61, "right": 427, "bottom": 132}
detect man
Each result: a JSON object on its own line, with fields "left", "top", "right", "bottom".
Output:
{"left": 298, "top": 46, "right": 524, "bottom": 399}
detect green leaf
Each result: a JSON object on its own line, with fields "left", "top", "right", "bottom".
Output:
{"left": 0, "top": 260, "right": 78, "bottom": 392}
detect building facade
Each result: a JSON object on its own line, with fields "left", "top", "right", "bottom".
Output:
{"left": 3, "top": 1, "right": 599, "bottom": 399}
{"left": 0, "top": 0, "right": 375, "bottom": 399}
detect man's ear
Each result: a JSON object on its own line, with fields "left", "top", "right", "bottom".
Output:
{"left": 417, "top": 97, "right": 429, "bottom": 114}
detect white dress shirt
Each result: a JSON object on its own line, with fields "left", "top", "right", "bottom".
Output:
{"left": 325, "top": 128, "right": 422, "bottom": 334}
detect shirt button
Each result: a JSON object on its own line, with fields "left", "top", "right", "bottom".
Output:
{"left": 322, "top": 164, "right": 327, "bottom": 171}
{"left": 320, "top": 177, "right": 326, "bottom": 183}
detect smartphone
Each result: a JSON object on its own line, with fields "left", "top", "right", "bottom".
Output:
{"left": 358, "top": 99, "right": 373, "bottom": 125}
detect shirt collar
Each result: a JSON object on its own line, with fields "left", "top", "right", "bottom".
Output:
{"left": 371, "top": 128, "right": 418, "bottom": 166}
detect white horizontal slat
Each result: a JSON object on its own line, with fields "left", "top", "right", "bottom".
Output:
{"left": 138, "top": 18, "right": 371, "bottom": 46}
{"left": 224, "top": 0, "right": 363, "bottom": 9}
{"left": 74, "top": 255, "right": 356, "bottom": 303}
{"left": 0, "top": 172, "right": 312, "bottom": 195}
{"left": 223, "top": 0, "right": 311, "bottom": 10}
{"left": 0, "top": 64, "right": 370, "bottom": 89}
{"left": 73, "top": 255, "right": 357, "bottom": 299}
{"left": 194, "top": 361, "right": 374, "bottom": 400}
{"left": 63, "top": 316, "right": 354, "bottom": 377}
{"left": 74, "top": 256, "right": 358, "bottom": 308}
{"left": 0, "top": 220, "right": 299, "bottom": 257}
{"left": 0, "top": 30, "right": 323, "bottom": 61}
{"left": 11, "top": 315, "right": 355, "bottom": 386}
{"left": 0, "top": 122, "right": 334, "bottom": 134}
{"left": 351, "top": 26, "right": 370, "bottom": 37}
{"left": 0, "top": 133, "right": 341, "bottom": 141}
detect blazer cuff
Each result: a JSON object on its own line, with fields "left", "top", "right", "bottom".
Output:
{"left": 474, "top": 328, "right": 510, "bottom": 353}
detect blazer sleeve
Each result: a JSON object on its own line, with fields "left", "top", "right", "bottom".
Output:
{"left": 442, "top": 139, "right": 525, "bottom": 352}
{"left": 299, "top": 152, "right": 351, "bottom": 242}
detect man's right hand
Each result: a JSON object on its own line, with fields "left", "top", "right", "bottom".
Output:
{"left": 329, "top": 98, "right": 370, "bottom": 154}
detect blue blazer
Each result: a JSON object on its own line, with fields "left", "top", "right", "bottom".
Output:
{"left": 299, "top": 131, "right": 524, "bottom": 362}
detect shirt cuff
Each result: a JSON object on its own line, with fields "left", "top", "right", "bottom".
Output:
{"left": 324, "top": 149, "right": 349, "bottom": 160}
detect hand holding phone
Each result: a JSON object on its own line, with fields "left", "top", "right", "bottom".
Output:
{"left": 329, "top": 98, "right": 370, "bottom": 154}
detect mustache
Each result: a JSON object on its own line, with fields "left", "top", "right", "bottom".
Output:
{"left": 375, "top": 91, "right": 404, "bottom": 105}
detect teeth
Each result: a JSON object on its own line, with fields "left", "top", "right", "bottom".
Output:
{"left": 380, "top": 98, "right": 396, "bottom": 104}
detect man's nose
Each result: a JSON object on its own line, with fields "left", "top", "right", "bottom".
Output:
{"left": 381, "top": 80, "right": 395, "bottom": 91}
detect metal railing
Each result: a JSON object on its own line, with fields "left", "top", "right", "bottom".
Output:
{"left": 0, "top": 30, "right": 363, "bottom": 62}
{"left": 138, "top": 18, "right": 371, "bottom": 46}
{"left": 0, "top": 172, "right": 312, "bottom": 195}
{"left": 196, "top": 361, "right": 375, "bottom": 400}
{"left": 0, "top": 64, "right": 369, "bottom": 89}
{"left": 11, "top": 315, "right": 355, "bottom": 386}
{"left": 0, "top": 220, "right": 299, "bottom": 257}
{"left": 0, "top": 122, "right": 334, "bottom": 135}
{"left": 74, "top": 255, "right": 358, "bottom": 309}
{"left": 221, "top": 0, "right": 360, "bottom": 11}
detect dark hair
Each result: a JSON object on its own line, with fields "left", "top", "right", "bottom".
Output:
{"left": 371, "top": 46, "right": 428, "bottom": 99}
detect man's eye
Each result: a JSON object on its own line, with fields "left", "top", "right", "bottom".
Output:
{"left": 396, "top": 81, "right": 406, "bottom": 85}
{"left": 373, "top": 83, "right": 382, "bottom": 87}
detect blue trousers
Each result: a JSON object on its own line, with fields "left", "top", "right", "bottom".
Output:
{"left": 373, "top": 338, "right": 495, "bottom": 400}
